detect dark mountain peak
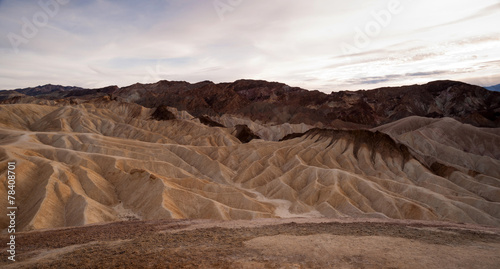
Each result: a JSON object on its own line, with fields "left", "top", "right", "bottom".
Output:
{"left": 15, "top": 84, "right": 85, "bottom": 95}
{"left": 194, "top": 80, "right": 215, "bottom": 85}
{"left": 231, "top": 124, "right": 260, "bottom": 143}
{"left": 3, "top": 79, "right": 499, "bottom": 128}
{"left": 95, "top": 85, "right": 120, "bottom": 92}
{"left": 154, "top": 80, "right": 191, "bottom": 86}
{"left": 151, "top": 105, "right": 176, "bottom": 121}
{"left": 424, "top": 80, "right": 487, "bottom": 94}
{"left": 301, "top": 128, "right": 412, "bottom": 165}
{"left": 222, "top": 79, "right": 306, "bottom": 103}
{"left": 226, "top": 79, "right": 304, "bottom": 92}
{"left": 426, "top": 79, "right": 467, "bottom": 86}
{"left": 198, "top": 115, "right": 224, "bottom": 127}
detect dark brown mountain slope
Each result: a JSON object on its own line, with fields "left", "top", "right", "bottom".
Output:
{"left": 2, "top": 79, "right": 499, "bottom": 127}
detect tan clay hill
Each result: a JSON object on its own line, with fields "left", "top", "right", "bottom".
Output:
{"left": 1, "top": 96, "right": 499, "bottom": 232}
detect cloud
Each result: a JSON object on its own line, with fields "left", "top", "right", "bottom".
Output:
{"left": 405, "top": 71, "right": 448, "bottom": 77}
{"left": 0, "top": 0, "right": 499, "bottom": 91}
{"left": 418, "top": 2, "right": 500, "bottom": 32}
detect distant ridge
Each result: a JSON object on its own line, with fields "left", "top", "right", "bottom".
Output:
{"left": 486, "top": 84, "right": 500, "bottom": 92}
{"left": 1, "top": 79, "right": 499, "bottom": 127}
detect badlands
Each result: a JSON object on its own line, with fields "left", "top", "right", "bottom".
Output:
{"left": 0, "top": 79, "right": 499, "bottom": 267}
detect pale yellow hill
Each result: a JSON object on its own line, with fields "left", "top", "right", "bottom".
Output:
{"left": 374, "top": 116, "right": 500, "bottom": 178}
{"left": 1, "top": 104, "right": 499, "bottom": 231}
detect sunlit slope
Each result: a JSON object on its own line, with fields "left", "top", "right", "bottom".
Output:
{"left": 1, "top": 103, "right": 499, "bottom": 231}
{"left": 374, "top": 116, "right": 500, "bottom": 179}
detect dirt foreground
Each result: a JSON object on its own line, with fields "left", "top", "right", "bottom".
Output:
{"left": 1, "top": 218, "right": 499, "bottom": 268}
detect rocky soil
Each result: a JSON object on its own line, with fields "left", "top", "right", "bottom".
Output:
{"left": 1, "top": 218, "right": 499, "bottom": 268}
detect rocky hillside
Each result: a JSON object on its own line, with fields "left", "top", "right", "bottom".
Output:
{"left": 1, "top": 100, "right": 499, "bottom": 232}
{"left": 2, "top": 79, "right": 499, "bottom": 128}
{"left": 1, "top": 79, "right": 499, "bottom": 233}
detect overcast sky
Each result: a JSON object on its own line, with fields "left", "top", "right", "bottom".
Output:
{"left": 1, "top": 0, "right": 499, "bottom": 92}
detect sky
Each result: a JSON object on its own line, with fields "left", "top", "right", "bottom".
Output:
{"left": 0, "top": 0, "right": 499, "bottom": 92}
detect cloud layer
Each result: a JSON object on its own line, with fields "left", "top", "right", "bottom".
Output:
{"left": 1, "top": 0, "right": 499, "bottom": 91}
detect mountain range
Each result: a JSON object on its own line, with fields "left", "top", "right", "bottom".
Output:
{"left": 486, "top": 84, "right": 500, "bottom": 92}
{"left": 0, "top": 79, "right": 499, "bottom": 232}
{"left": 2, "top": 79, "right": 499, "bottom": 129}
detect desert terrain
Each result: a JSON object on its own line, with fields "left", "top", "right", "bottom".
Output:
{"left": 1, "top": 218, "right": 499, "bottom": 268}
{"left": 1, "top": 79, "right": 499, "bottom": 267}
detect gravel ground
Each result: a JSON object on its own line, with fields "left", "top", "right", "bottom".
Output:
{"left": 1, "top": 218, "right": 499, "bottom": 268}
